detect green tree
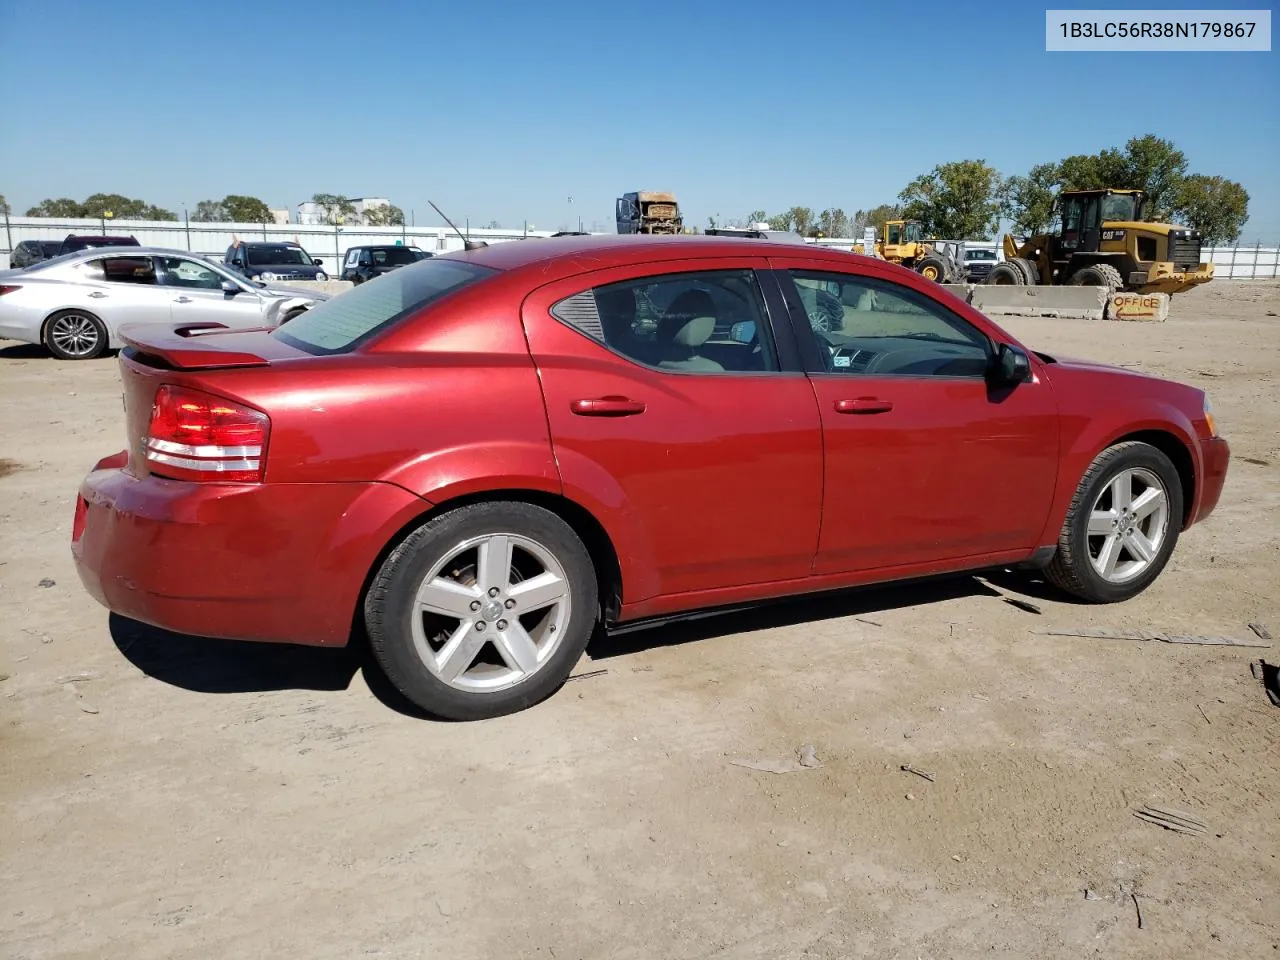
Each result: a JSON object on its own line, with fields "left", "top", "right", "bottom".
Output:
{"left": 1121, "top": 134, "right": 1187, "bottom": 221}
{"left": 766, "top": 210, "right": 794, "bottom": 232}
{"left": 1173, "top": 175, "right": 1250, "bottom": 245}
{"left": 311, "top": 193, "right": 358, "bottom": 225}
{"left": 27, "top": 198, "right": 87, "bottom": 217}
{"left": 364, "top": 203, "right": 405, "bottom": 227}
{"left": 817, "top": 208, "right": 851, "bottom": 238}
{"left": 81, "top": 193, "right": 145, "bottom": 218}
{"left": 746, "top": 209, "right": 767, "bottom": 227}
{"left": 140, "top": 204, "right": 178, "bottom": 221}
{"left": 191, "top": 199, "right": 228, "bottom": 222}
{"left": 223, "top": 195, "right": 273, "bottom": 223}
{"left": 899, "top": 160, "right": 1003, "bottom": 239}
{"left": 787, "top": 206, "right": 816, "bottom": 236}
{"left": 999, "top": 161, "right": 1062, "bottom": 236}
{"left": 0, "top": 194, "right": 9, "bottom": 215}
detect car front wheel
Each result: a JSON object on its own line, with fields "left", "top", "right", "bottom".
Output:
{"left": 365, "top": 502, "right": 599, "bottom": 720}
{"left": 1045, "top": 441, "right": 1184, "bottom": 603}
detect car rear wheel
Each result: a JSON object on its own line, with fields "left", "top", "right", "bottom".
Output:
{"left": 365, "top": 502, "right": 599, "bottom": 720}
{"left": 43, "top": 310, "right": 108, "bottom": 360}
{"left": 1045, "top": 441, "right": 1183, "bottom": 603}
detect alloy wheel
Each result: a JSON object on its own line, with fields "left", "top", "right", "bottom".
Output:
{"left": 410, "top": 532, "right": 572, "bottom": 693}
{"left": 49, "top": 313, "right": 102, "bottom": 358}
{"left": 1086, "top": 466, "right": 1170, "bottom": 583}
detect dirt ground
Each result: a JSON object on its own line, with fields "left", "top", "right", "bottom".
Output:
{"left": 2, "top": 281, "right": 1278, "bottom": 960}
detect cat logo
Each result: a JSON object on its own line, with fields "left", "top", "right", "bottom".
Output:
{"left": 1101, "top": 229, "right": 1126, "bottom": 242}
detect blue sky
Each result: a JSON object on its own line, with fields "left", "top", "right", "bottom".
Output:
{"left": 1, "top": 0, "right": 1276, "bottom": 238}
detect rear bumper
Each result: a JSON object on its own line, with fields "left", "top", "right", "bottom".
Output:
{"left": 1190, "top": 436, "right": 1230, "bottom": 526}
{"left": 71, "top": 452, "right": 429, "bottom": 646}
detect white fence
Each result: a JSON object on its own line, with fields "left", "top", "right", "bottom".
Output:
{"left": 2, "top": 215, "right": 1277, "bottom": 279}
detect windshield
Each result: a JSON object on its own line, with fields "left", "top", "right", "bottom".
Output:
{"left": 246, "top": 244, "right": 313, "bottom": 266}
{"left": 904, "top": 223, "right": 923, "bottom": 242}
{"left": 1100, "top": 193, "right": 1138, "bottom": 222}
{"left": 274, "top": 258, "right": 495, "bottom": 354}
{"left": 967, "top": 250, "right": 996, "bottom": 260}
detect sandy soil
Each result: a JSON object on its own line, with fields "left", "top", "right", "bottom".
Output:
{"left": 2, "top": 281, "right": 1278, "bottom": 960}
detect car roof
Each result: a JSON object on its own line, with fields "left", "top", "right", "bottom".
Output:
{"left": 437, "top": 233, "right": 862, "bottom": 274}
{"left": 54, "top": 245, "right": 230, "bottom": 259}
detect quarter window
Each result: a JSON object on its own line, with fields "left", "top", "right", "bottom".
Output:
{"left": 550, "top": 269, "right": 778, "bottom": 374}
{"left": 788, "top": 271, "right": 992, "bottom": 378}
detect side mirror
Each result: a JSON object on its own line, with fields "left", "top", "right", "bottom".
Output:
{"left": 220, "top": 280, "right": 240, "bottom": 294}
{"left": 994, "top": 343, "right": 1032, "bottom": 384}
{"left": 312, "top": 258, "right": 324, "bottom": 267}
{"left": 729, "top": 320, "right": 756, "bottom": 344}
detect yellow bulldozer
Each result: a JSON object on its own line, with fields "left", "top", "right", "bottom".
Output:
{"left": 986, "top": 188, "right": 1214, "bottom": 295}
{"left": 873, "top": 219, "right": 966, "bottom": 283}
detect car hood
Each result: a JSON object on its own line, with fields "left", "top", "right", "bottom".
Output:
{"left": 1038, "top": 351, "right": 1162, "bottom": 382}
{"left": 259, "top": 282, "right": 330, "bottom": 300}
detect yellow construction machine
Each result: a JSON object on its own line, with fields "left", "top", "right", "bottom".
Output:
{"left": 987, "top": 188, "right": 1213, "bottom": 295}
{"left": 873, "top": 219, "right": 966, "bottom": 283}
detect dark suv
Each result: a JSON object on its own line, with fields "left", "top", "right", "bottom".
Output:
{"left": 59, "top": 234, "right": 140, "bottom": 255}
{"left": 224, "top": 241, "right": 328, "bottom": 282}
{"left": 340, "top": 244, "right": 431, "bottom": 284}
{"left": 9, "top": 239, "right": 64, "bottom": 269}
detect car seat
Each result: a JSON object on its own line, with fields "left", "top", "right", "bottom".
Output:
{"left": 656, "top": 289, "right": 725, "bottom": 372}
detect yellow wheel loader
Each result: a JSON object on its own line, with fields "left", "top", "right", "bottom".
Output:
{"left": 987, "top": 189, "right": 1214, "bottom": 295}
{"left": 873, "top": 219, "right": 966, "bottom": 284}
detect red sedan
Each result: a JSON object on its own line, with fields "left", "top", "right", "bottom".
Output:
{"left": 72, "top": 235, "right": 1230, "bottom": 720}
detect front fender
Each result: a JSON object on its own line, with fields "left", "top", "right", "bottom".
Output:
{"left": 1035, "top": 396, "right": 1201, "bottom": 545}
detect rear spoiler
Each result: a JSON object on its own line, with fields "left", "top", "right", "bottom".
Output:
{"left": 118, "top": 322, "right": 274, "bottom": 369}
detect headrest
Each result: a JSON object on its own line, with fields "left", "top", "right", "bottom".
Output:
{"left": 661, "top": 289, "right": 718, "bottom": 347}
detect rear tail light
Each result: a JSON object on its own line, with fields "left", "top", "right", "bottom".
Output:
{"left": 145, "top": 385, "right": 270, "bottom": 483}
{"left": 0, "top": 285, "right": 21, "bottom": 296}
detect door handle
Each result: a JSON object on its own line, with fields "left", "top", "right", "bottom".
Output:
{"left": 88, "top": 291, "right": 107, "bottom": 299}
{"left": 173, "top": 296, "right": 193, "bottom": 303}
{"left": 834, "top": 397, "right": 894, "bottom": 414}
{"left": 570, "top": 397, "right": 646, "bottom": 417}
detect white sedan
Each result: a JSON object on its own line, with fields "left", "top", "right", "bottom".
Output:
{"left": 0, "top": 246, "right": 329, "bottom": 360}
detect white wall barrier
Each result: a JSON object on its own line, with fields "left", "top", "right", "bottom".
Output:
{"left": 2, "top": 216, "right": 1277, "bottom": 279}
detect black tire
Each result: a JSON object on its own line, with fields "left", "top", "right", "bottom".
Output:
{"left": 1069, "top": 263, "right": 1123, "bottom": 291}
{"left": 365, "top": 501, "right": 599, "bottom": 721}
{"left": 1044, "top": 441, "right": 1184, "bottom": 603}
{"left": 985, "top": 262, "right": 1025, "bottom": 285}
{"left": 43, "top": 309, "right": 108, "bottom": 360}
{"left": 916, "top": 255, "right": 948, "bottom": 283}
{"left": 1013, "top": 257, "right": 1041, "bottom": 285}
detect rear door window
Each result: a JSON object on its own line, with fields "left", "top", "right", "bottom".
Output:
{"left": 273, "top": 257, "right": 495, "bottom": 353}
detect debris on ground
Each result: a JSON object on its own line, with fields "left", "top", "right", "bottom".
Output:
{"left": 900, "top": 764, "right": 936, "bottom": 783}
{"left": 1133, "top": 805, "right": 1208, "bottom": 836}
{"left": 564, "top": 668, "right": 608, "bottom": 683}
{"left": 1248, "top": 622, "right": 1272, "bottom": 641}
{"left": 37, "top": 578, "right": 56, "bottom": 588}
{"left": 1131, "top": 892, "right": 1144, "bottom": 929}
{"left": 730, "top": 745, "right": 822, "bottom": 774}
{"left": 56, "top": 672, "right": 99, "bottom": 685}
{"left": 1034, "top": 628, "right": 1269, "bottom": 648}
{"left": 905, "top": 792, "right": 916, "bottom": 801}
{"left": 1251, "top": 659, "right": 1280, "bottom": 706}
{"left": 1084, "top": 889, "right": 1100, "bottom": 901}
{"left": 1197, "top": 704, "right": 1211, "bottom": 725}
{"left": 854, "top": 617, "right": 882, "bottom": 627}
{"left": 62, "top": 682, "right": 99, "bottom": 715}
{"left": 1003, "top": 597, "right": 1043, "bottom": 615}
